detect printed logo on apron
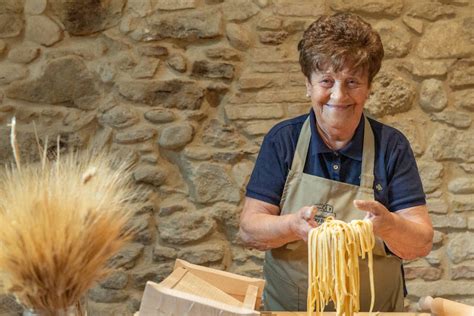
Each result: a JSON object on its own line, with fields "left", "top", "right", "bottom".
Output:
{"left": 313, "top": 203, "right": 335, "bottom": 224}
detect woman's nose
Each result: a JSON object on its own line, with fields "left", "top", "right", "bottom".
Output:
{"left": 330, "top": 82, "right": 348, "bottom": 102}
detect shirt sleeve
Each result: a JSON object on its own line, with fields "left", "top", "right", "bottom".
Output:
{"left": 245, "top": 132, "right": 288, "bottom": 207}
{"left": 386, "top": 131, "right": 426, "bottom": 212}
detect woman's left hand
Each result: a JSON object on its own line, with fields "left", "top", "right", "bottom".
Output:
{"left": 353, "top": 199, "right": 395, "bottom": 237}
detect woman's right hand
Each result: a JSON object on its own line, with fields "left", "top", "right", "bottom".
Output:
{"left": 290, "top": 205, "right": 319, "bottom": 242}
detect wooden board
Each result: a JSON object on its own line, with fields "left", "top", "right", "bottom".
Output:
{"left": 174, "top": 259, "right": 266, "bottom": 308}
{"left": 173, "top": 270, "right": 243, "bottom": 307}
{"left": 137, "top": 259, "right": 266, "bottom": 316}
{"left": 138, "top": 281, "right": 260, "bottom": 316}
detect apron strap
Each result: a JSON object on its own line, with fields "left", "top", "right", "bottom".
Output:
{"left": 360, "top": 115, "right": 375, "bottom": 193}
{"left": 291, "top": 118, "right": 311, "bottom": 173}
{"left": 291, "top": 114, "right": 375, "bottom": 192}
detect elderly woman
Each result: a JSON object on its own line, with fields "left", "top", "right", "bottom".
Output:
{"left": 239, "top": 13, "right": 433, "bottom": 312}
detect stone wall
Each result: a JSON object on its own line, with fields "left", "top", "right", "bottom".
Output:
{"left": 0, "top": 0, "right": 472, "bottom": 314}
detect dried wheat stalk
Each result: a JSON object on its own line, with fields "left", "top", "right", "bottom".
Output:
{"left": 0, "top": 118, "right": 143, "bottom": 314}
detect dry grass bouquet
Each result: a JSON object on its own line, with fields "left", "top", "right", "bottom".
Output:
{"left": 0, "top": 118, "right": 143, "bottom": 315}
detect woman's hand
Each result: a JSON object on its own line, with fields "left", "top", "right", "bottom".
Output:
{"left": 354, "top": 199, "right": 433, "bottom": 259}
{"left": 354, "top": 200, "right": 395, "bottom": 236}
{"left": 290, "top": 205, "right": 319, "bottom": 242}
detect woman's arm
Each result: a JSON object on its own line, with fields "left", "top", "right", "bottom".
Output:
{"left": 354, "top": 200, "right": 433, "bottom": 260}
{"left": 239, "top": 197, "right": 318, "bottom": 251}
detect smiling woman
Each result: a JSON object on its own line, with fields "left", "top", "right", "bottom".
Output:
{"left": 239, "top": 12, "right": 433, "bottom": 313}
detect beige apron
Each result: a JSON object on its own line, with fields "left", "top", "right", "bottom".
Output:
{"left": 263, "top": 116, "right": 404, "bottom": 312}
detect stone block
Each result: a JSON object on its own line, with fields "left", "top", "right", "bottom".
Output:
{"left": 137, "top": 45, "right": 169, "bottom": 57}
{"left": 202, "top": 119, "right": 241, "bottom": 148}
{"left": 257, "top": 15, "right": 282, "bottom": 30}
{"left": 400, "top": 58, "right": 454, "bottom": 77}
{"left": 192, "top": 60, "right": 234, "bottom": 79}
{"left": 427, "top": 199, "right": 448, "bottom": 214}
{"left": 191, "top": 163, "right": 241, "bottom": 203}
{"left": 226, "top": 23, "right": 251, "bottom": 51}
{"left": 448, "top": 61, "right": 474, "bottom": 89}
{"left": 259, "top": 31, "right": 288, "bottom": 45}
{"left": 431, "top": 214, "right": 467, "bottom": 229}
{"left": 0, "top": 1, "right": 23, "bottom": 38}
{"left": 404, "top": 266, "right": 442, "bottom": 281}
{"left": 144, "top": 109, "right": 175, "bottom": 124}
{"left": 153, "top": 244, "right": 178, "bottom": 262}
{"left": 51, "top": 0, "right": 125, "bottom": 35}
{"left": 419, "top": 79, "right": 447, "bottom": 112}
{"left": 365, "top": 69, "right": 414, "bottom": 117}
{"left": 274, "top": 1, "right": 326, "bottom": 17}
{"left": 167, "top": 54, "right": 187, "bottom": 72}
{"left": 6, "top": 56, "right": 99, "bottom": 107}
{"left": 206, "top": 47, "right": 241, "bottom": 61}
{"left": 130, "top": 263, "right": 174, "bottom": 290}
{"left": 453, "top": 89, "right": 474, "bottom": 111}
{"left": 177, "top": 241, "right": 225, "bottom": 265}
{"left": 407, "top": 281, "right": 474, "bottom": 297}
{"left": 448, "top": 178, "right": 474, "bottom": 194}
{"left": 431, "top": 110, "right": 472, "bottom": 129}
{"left": 243, "top": 120, "right": 278, "bottom": 136}
{"left": 416, "top": 20, "right": 471, "bottom": 58}
{"left": 133, "top": 165, "right": 167, "bottom": 187}
{"left": 144, "top": 8, "right": 222, "bottom": 40}
{"left": 99, "top": 105, "right": 139, "bottom": 129}
{"left": 7, "top": 45, "right": 40, "bottom": 64}
{"left": 374, "top": 21, "right": 411, "bottom": 58}
{"left": 222, "top": 0, "right": 259, "bottom": 22}
{"left": 407, "top": 1, "right": 455, "bottom": 21}
{"left": 429, "top": 128, "right": 474, "bottom": 162}
{"left": 89, "top": 287, "right": 128, "bottom": 303}
{"left": 25, "top": 0, "right": 47, "bottom": 15}
{"left": 329, "top": 0, "right": 403, "bottom": 16}
{"left": 158, "top": 211, "right": 215, "bottom": 244}
{"left": 451, "top": 265, "right": 474, "bottom": 280}
{"left": 158, "top": 122, "right": 194, "bottom": 149}
{"left": 402, "top": 16, "right": 423, "bottom": 34}
{"left": 108, "top": 243, "right": 144, "bottom": 269}
{"left": 115, "top": 128, "right": 157, "bottom": 144}
{"left": 154, "top": 0, "right": 196, "bottom": 10}
{"left": 254, "top": 61, "right": 301, "bottom": 73}
{"left": 131, "top": 57, "right": 159, "bottom": 79}
{"left": 417, "top": 160, "right": 444, "bottom": 194}
{"left": 100, "top": 270, "right": 129, "bottom": 290}
{"left": 225, "top": 104, "right": 284, "bottom": 120}
{"left": 447, "top": 232, "right": 474, "bottom": 264}
{"left": 0, "top": 64, "right": 28, "bottom": 85}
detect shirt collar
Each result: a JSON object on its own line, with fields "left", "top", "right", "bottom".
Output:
{"left": 309, "top": 109, "right": 364, "bottom": 161}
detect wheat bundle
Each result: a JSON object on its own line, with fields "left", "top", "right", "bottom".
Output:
{"left": 0, "top": 119, "right": 143, "bottom": 314}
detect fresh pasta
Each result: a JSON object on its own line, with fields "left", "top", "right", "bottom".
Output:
{"left": 307, "top": 217, "right": 375, "bottom": 316}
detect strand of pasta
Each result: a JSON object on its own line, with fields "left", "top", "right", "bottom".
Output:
{"left": 307, "top": 217, "right": 375, "bottom": 316}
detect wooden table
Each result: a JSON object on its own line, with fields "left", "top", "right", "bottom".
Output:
{"left": 135, "top": 311, "right": 431, "bottom": 315}
{"left": 267, "top": 313, "right": 431, "bottom": 315}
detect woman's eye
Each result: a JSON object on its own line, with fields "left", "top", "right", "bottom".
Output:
{"left": 320, "top": 79, "right": 333, "bottom": 87}
{"left": 347, "top": 80, "right": 359, "bottom": 87}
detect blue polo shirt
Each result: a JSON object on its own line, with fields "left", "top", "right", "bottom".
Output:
{"left": 246, "top": 110, "right": 426, "bottom": 212}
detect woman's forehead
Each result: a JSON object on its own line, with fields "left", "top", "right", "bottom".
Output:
{"left": 312, "top": 66, "right": 368, "bottom": 78}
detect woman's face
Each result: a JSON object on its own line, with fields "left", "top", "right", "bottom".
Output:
{"left": 306, "top": 67, "right": 370, "bottom": 143}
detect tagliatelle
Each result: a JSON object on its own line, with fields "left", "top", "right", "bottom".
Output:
{"left": 307, "top": 217, "right": 375, "bottom": 316}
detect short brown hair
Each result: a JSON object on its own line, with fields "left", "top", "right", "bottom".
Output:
{"left": 298, "top": 13, "right": 384, "bottom": 83}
